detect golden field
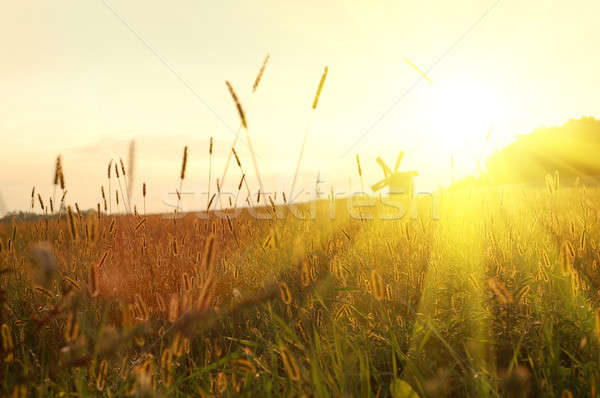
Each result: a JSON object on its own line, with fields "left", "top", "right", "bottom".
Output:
{"left": 1, "top": 177, "right": 599, "bottom": 397}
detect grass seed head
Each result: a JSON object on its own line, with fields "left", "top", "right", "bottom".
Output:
{"left": 107, "top": 159, "right": 113, "bottom": 179}
{"left": 180, "top": 146, "right": 188, "bottom": 180}
{"left": 1, "top": 324, "right": 14, "bottom": 362}
{"left": 252, "top": 53, "right": 270, "bottom": 93}
{"left": 226, "top": 81, "right": 247, "bottom": 129}
{"left": 279, "top": 346, "right": 300, "bottom": 381}
{"left": 370, "top": 270, "right": 385, "bottom": 301}
{"left": 232, "top": 147, "right": 242, "bottom": 168}
{"left": 312, "top": 66, "right": 328, "bottom": 110}
{"left": 67, "top": 206, "right": 77, "bottom": 240}
{"left": 279, "top": 281, "right": 292, "bottom": 305}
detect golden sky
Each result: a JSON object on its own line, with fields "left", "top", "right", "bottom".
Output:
{"left": 1, "top": 0, "right": 599, "bottom": 213}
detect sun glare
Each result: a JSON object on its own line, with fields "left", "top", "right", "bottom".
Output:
{"left": 431, "top": 77, "right": 500, "bottom": 171}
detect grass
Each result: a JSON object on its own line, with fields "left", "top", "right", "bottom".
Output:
{"left": 0, "top": 181, "right": 599, "bottom": 397}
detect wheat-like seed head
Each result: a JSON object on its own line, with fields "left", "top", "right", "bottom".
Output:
{"left": 161, "top": 348, "right": 174, "bottom": 386}
{"left": 201, "top": 234, "right": 216, "bottom": 275}
{"left": 279, "top": 281, "right": 292, "bottom": 305}
{"left": 232, "top": 148, "right": 242, "bottom": 168}
{"left": 134, "top": 293, "right": 149, "bottom": 321}
{"left": 487, "top": 277, "right": 513, "bottom": 305}
{"left": 88, "top": 263, "right": 99, "bottom": 297}
{"left": 33, "top": 286, "right": 53, "bottom": 299}
{"left": 301, "top": 260, "right": 311, "bottom": 287}
{"left": 97, "top": 251, "right": 109, "bottom": 270}
{"left": 180, "top": 146, "right": 188, "bottom": 180}
{"left": 155, "top": 293, "right": 166, "bottom": 313}
{"left": 107, "top": 159, "right": 113, "bottom": 179}
{"left": 279, "top": 346, "right": 300, "bottom": 381}
{"left": 54, "top": 156, "right": 62, "bottom": 186}
{"left": 252, "top": 53, "right": 270, "bottom": 93}
{"left": 53, "top": 156, "right": 65, "bottom": 190}
{"left": 296, "top": 320, "right": 309, "bottom": 344}
{"left": 96, "top": 360, "right": 108, "bottom": 391}
{"left": 168, "top": 293, "right": 179, "bottom": 323}
{"left": 100, "top": 186, "right": 107, "bottom": 211}
{"left": 370, "top": 270, "right": 384, "bottom": 301}
{"left": 312, "top": 66, "right": 328, "bottom": 110}
{"left": 207, "top": 193, "right": 216, "bottom": 211}
{"left": 67, "top": 206, "right": 77, "bottom": 240}
{"left": 134, "top": 218, "right": 146, "bottom": 231}
{"left": 560, "top": 240, "right": 575, "bottom": 274}
{"left": 225, "top": 81, "right": 247, "bottom": 129}
{"left": 594, "top": 307, "right": 600, "bottom": 343}
{"left": 60, "top": 190, "right": 68, "bottom": 206}
{"left": 64, "top": 312, "right": 80, "bottom": 343}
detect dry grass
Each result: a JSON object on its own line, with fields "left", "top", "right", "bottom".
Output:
{"left": 1, "top": 181, "right": 599, "bottom": 397}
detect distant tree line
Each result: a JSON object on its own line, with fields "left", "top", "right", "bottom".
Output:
{"left": 452, "top": 116, "right": 600, "bottom": 188}
{"left": 0, "top": 209, "right": 96, "bottom": 223}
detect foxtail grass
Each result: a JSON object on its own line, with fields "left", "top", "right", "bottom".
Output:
{"left": 107, "top": 159, "right": 113, "bottom": 215}
{"left": 289, "top": 66, "right": 328, "bottom": 200}
{"left": 178, "top": 146, "right": 188, "bottom": 215}
{"left": 142, "top": 182, "right": 147, "bottom": 216}
{"left": 225, "top": 80, "right": 266, "bottom": 204}
{"left": 221, "top": 55, "right": 269, "bottom": 194}
{"left": 207, "top": 137, "right": 213, "bottom": 212}
{"left": 356, "top": 154, "right": 365, "bottom": 195}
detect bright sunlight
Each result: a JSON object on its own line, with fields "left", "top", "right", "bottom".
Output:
{"left": 431, "top": 76, "right": 504, "bottom": 174}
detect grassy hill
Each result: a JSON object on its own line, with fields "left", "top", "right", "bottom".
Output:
{"left": 453, "top": 116, "right": 600, "bottom": 188}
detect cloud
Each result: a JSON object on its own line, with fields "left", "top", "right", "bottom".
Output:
{"left": 64, "top": 131, "right": 237, "bottom": 164}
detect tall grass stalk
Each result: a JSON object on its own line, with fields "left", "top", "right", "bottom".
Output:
{"left": 221, "top": 55, "right": 269, "bottom": 198}
{"left": 207, "top": 137, "right": 213, "bottom": 212}
{"left": 289, "top": 66, "right": 328, "bottom": 201}
{"left": 107, "top": 159, "right": 113, "bottom": 215}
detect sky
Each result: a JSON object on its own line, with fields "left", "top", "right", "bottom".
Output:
{"left": 1, "top": 0, "right": 599, "bottom": 214}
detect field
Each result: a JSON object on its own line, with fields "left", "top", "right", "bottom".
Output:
{"left": 1, "top": 180, "right": 600, "bottom": 397}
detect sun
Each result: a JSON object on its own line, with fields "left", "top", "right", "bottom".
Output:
{"left": 430, "top": 76, "right": 502, "bottom": 173}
